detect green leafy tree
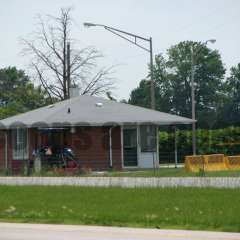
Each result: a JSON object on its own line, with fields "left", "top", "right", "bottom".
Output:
{"left": 0, "top": 67, "right": 52, "bottom": 119}
{"left": 129, "top": 41, "right": 226, "bottom": 128}
{"left": 219, "top": 63, "right": 240, "bottom": 125}
{"left": 129, "top": 79, "right": 151, "bottom": 108}
{"left": 129, "top": 54, "right": 172, "bottom": 112}
{"left": 168, "top": 41, "right": 225, "bottom": 127}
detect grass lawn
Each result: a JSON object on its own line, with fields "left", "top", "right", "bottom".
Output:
{"left": 0, "top": 186, "right": 239, "bottom": 232}
{"left": 98, "top": 168, "right": 240, "bottom": 177}
{"left": 2, "top": 167, "right": 240, "bottom": 177}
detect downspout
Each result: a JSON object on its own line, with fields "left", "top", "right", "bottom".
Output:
{"left": 27, "top": 128, "right": 30, "bottom": 176}
{"left": 4, "top": 131, "right": 8, "bottom": 173}
{"left": 174, "top": 126, "right": 178, "bottom": 168}
{"left": 156, "top": 126, "right": 159, "bottom": 168}
{"left": 109, "top": 126, "right": 114, "bottom": 168}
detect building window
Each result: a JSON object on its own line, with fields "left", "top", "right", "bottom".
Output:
{"left": 12, "top": 128, "right": 28, "bottom": 160}
{"left": 140, "top": 125, "right": 157, "bottom": 152}
{"left": 124, "top": 129, "right": 137, "bottom": 148}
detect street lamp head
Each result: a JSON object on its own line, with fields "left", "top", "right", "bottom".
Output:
{"left": 208, "top": 39, "right": 216, "bottom": 44}
{"left": 83, "top": 22, "right": 97, "bottom": 28}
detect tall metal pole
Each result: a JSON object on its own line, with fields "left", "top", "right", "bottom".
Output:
{"left": 190, "top": 40, "right": 216, "bottom": 155}
{"left": 191, "top": 46, "right": 196, "bottom": 155}
{"left": 149, "top": 37, "right": 155, "bottom": 110}
{"left": 67, "top": 42, "right": 71, "bottom": 99}
{"left": 84, "top": 23, "right": 155, "bottom": 109}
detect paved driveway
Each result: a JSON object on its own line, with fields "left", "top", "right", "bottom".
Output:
{"left": 0, "top": 223, "right": 239, "bottom": 240}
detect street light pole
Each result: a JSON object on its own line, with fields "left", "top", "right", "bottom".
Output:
{"left": 191, "top": 45, "right": 196, "bottom": 155}
{"left": 149, "top": 37, "right": 155, "bottom": 109}
{"left": 191, "top": 39, "right": 216, "bottom": 155}
{"left": 83, "top": 22, "right": 155, "bottom": 109}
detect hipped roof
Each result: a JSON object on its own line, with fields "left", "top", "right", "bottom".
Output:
{"left": 0, "top": 95, "right": 194, "bottom": 129}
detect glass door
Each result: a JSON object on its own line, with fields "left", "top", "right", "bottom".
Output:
{"left": 123, "top": 128, "right": 138, "bottom": 167}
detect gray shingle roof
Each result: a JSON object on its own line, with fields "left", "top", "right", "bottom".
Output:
{"left": 0, "top": 95, "right": 194, "bottom": 129}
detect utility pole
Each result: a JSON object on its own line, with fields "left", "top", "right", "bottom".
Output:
{"left": 149, "top": 37, "right": 155, "bottom": 109}
{"left": 84, "top": 23, "right": 155, "bottom": 109}
{"left": 67, "top": 42, "right": 71, "bottom": 98}
{"left": 191, "top": 46, "right": 196, "bottom": 155}
{"left": 190, "top": 39, "right": 216, "bottom": 155}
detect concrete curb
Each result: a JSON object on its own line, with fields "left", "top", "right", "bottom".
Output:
{"left": 0, "top": 177, "right": 240, "bottom": 188}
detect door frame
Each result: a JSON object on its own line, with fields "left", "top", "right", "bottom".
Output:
{"left": 121, "top": 125, "right": 139, "bottom": 168}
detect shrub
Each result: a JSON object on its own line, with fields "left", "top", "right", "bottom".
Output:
{"left": 159, "top": 126, "right": 240, "bottom": 163}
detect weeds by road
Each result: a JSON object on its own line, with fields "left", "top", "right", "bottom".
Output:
{"left": 0, "top": 186, "right": 239, "bottom": 232}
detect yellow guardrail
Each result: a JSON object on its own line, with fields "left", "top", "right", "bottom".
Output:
{"left": 204, "top": 154, "right": 227, "bottom": 171}
{"left": 185, "top": 154, "right": 240, "bottom": 172}
{"left": 225, "top": 156, "right": 240, "bottom": 170}
{"left": 185, "top": 155, "right": 204, "bottom": 172}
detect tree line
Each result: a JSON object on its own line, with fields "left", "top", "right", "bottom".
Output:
{"left": 0, "top": 67, "right": 52, "bottom": 119}
{"left": 129, "top": 41, "right": 240, "bottom": 129}
{"left": 0, "top": 8, "right": 239, "bottom": 130}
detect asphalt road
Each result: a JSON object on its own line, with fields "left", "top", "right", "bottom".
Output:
{"left": 0, "top": 223, "right": 240, "bottom": 240}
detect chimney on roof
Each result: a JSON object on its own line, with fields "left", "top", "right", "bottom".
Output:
{"left": 69, "top": 86, "right": 80, "bottom": 98}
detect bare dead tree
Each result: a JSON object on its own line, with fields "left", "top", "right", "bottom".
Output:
{"left": 21, "top": 8, "right": 114, "bottom": 100}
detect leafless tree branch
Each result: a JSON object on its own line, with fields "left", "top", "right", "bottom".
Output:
{"left": 21, "top": 7, "right": 115, "bottom": 100}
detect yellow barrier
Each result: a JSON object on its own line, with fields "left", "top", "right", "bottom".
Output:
{"left": 225, "top": 156, "right": 240, "bottom": 170}
{"left": 203, "top": 154, "right": 227, "bottom": 171}
{"left": 185, "top": 155, "right": 205, "bottom": 172}
{"left": 185, "top": 154, "right": 228, "bottom": 172}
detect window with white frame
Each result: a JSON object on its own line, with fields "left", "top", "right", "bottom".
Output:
{"left": 12, "top": 128, "right": 28, "bottom": 160}
{"left": 140, "top": 125, "right": 157, "bottom": 152}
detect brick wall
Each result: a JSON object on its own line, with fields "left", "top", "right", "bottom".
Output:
{"left": 0, "top": 129, "right": 35, "bottom": 173}
{"left": 0, "top": 132, "right": 5, "bottom": 171}
{"left": 69, "top": 126, "right": 122, "bottom": 170}
{"left": 0, "top": 126, "right": 122, "bottom": 173}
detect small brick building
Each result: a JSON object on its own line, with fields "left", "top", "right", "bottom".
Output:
{"left": 0, "top": 95, "right": 193, "bottom": 173}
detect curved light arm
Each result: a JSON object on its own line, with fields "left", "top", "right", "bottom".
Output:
{"left": 84, "top": 22, "right": 155, "bottom": 109}
{"left": 83, "top": 22, "right": 151, "bottom": 52}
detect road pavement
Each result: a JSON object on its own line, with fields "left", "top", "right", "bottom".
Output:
{"left": 0, "top": 223, "right": 239, "bottom": 240}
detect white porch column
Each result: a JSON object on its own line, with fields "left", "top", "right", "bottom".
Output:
{"left": 4, "top": 131, "right": 8, "bottom": 172}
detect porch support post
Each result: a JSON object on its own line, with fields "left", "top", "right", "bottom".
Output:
{"left": 26, "top": 129, "right": 30, "bottom": 176}
{"left": 4, "top": 131, "right": 8, "bottom": 173}
{"left": 137, "top": 124, "right": 140, "bottom": 168}
{"left": 174, "top": 126, "right": 178, "bottom": 168}
{"left": 109, "top": 126, "right": 113, "bottom": 168}
{"left": 120, "top": 125, "right": 124, "bottom": 168}
{"left": 151, "top": 126, "right": 156, "bottom": 172}
{"left": 34, "top": 129, "right": 42, "bottom": 173}
{"left": 156, "top": 126, "right": 159, "bottom": 168}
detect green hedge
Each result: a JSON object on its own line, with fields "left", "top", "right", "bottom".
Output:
{"left": 159, "top": 127, "right": 240, "bottom": 163}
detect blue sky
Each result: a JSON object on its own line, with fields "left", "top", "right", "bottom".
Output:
{"left": 0, "top": 0, "right": 240, "bottom": 100}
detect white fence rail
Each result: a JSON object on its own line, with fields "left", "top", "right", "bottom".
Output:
{"left": 0, "top": 177, "right": 240, "bottom": 188}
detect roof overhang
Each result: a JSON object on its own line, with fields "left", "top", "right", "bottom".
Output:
{"left": 0, "top": 120, "right": 196, "bottom": 130}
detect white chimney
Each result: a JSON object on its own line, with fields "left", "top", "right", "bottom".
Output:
{"left": 69, "top": 87, "right": 80, "bottom": 98}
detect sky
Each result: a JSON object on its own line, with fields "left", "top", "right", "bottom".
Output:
{"left": 0, "top": 0, "right": 240, "bottom": 100}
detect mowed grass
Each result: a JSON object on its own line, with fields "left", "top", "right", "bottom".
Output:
{"left": 0, "top": 186, "right": 240, "bottom": 232}
{"left": 101, "top": 168, "right": 240, "bottom": 177}
{"left": 2, "top": 167, "right": 240, "bottom": 177}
